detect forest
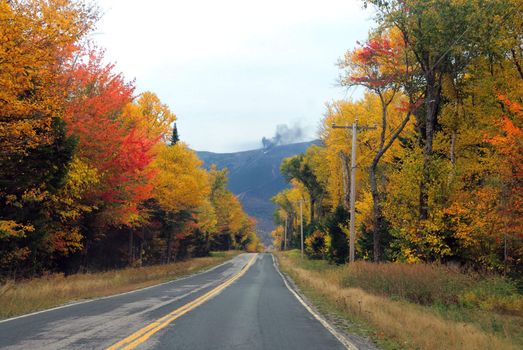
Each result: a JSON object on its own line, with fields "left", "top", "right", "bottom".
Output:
{"left": 272, "top": 0, "right": 522, "bottom": 276}
{"left": 0, "top": 0, "right": 261, "bottom": 279}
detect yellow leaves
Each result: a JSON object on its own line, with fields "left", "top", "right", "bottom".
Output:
{"left": 271, "top": 226, "right": 284, "bottom": 248}
{"left": 305, "top": 230, "right": 330, "bottom": 259}
{"left": 355, "top": 190, "right": 373, "bottom": 229}
{"left": 50, "top": 156, "right": 99, "bottom": 221}
{"left": 50, "top": 227, "right": 83, "bottom": 255}
{"left": 245, "top": 239, "right": 261, "bottom": 253}
{"left": 213, "top": 192, "right": 244, "bottom": 235}
{"left": 194, "top": 200, "right": 217, "bottom": 235}
{"left": 207, "top": 166, "right": 255, "bottom": 248}
{"left": 122, "top": 92, "right": 176, "bottom": 141}
{"left": 152, "top": 143, "right": 210, "bottom": 213}
{"left": 0, "top": 220, "right": 34, "bottom": 239}
{"left": 321, "top": 92, "right": 415, "bottom": 211}
{"left": 0, "top": 0, "right": 97, "bottom": 157}
{"left": 273, "top": 184, "right": 310, "bottom": 223}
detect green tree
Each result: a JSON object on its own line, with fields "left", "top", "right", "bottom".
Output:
{"left": 326, "top": 206, "right": 350, "bottom": 264}
{"left": 280, "top": 146, "right": 325, "bottom": 226}
{"left": 171, "top": 123, "right": 179, "bottom": 146}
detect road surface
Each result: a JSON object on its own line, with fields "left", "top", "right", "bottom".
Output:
{"left": 0, "top": 253, "right": 349, "bottom": 349}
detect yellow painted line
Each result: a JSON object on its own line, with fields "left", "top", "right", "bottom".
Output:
{"left": 106, "top": 254, "right": 258, "bottom": 350}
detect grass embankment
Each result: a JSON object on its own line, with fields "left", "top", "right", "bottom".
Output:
{"left": 276, "top": 250, "right": 523, "bottom": 350}
{"left": 0, "top": 251, "right": 240, "bottom": 320}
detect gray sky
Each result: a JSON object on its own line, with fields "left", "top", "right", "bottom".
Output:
{"left": 96, "top": 0, "right": 373, "bottom": 152}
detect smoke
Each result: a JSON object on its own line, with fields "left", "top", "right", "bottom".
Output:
{"left": 261, "top": 123, "right": 309, "bottom": 150}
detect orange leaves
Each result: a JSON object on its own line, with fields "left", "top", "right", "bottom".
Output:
{"left": 0, "top": 1, "right": 260, "bottom": 275}
{"left": 0, "top": 0, "right": 97, "bottom": 157}
{"left": 483, "top": 95, "right": 523, "bottom": 239}
{"left": 487, "top": 96, "right": 523, "bottom": 174}
{"left": 63, "top": 48, "right": 158, "bottom": 226}
{"left": 487, "top": 95, "right": 522, "bottom": 182}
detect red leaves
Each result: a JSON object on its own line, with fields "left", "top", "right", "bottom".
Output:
{"left": 354, "top": 37, "right": 393, "bottom": 63}
{"left": 64, "top": 48, "right": 157, "bottom": 225}
{"left": 342, "top": 31, "right": 405, "bottom": 91}
{"left": 395, "top": 98, "right": 423, "bottom": 113}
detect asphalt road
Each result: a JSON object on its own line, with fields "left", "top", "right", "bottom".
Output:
{"left": 0, "top": 253, "right": 348, "bottom": 350}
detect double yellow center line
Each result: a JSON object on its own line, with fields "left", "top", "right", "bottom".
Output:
{"left": 106, "top": 254, "right": 257, "bottom": 350}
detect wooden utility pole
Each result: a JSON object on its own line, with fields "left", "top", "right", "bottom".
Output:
{"left": 289, "top": 199, "right": 306, "bottom": 258}
{"left": 332, "top": 120, "right": 376, "bottom": 263}
{"left": 284, "top": 216, "right": 288, "bottom": 251}
{"left": 300, "top": 200, "right": 304, "bottom": 259}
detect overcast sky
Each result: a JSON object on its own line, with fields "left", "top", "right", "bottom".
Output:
{"left": 95, "top": 0, "right": 374, "bottom": 152}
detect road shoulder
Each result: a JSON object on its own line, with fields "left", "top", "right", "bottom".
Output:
{"left": 0, "top": 251, "right": 242, "bottom": 322}
{"left": 272, "top": 253, "right": 379, "bottom": 350}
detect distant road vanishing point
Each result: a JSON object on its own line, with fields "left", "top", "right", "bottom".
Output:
{"left": 0, "top": 254, "right": 351, "bottom": 350}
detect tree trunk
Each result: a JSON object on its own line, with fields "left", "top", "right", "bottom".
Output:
{"left": 289, "top": 213, "right": 295, "bottom": 247}
{"left": 309, "top": 197, "right": 315, "bottom": 227}
{"left": 128, "top": 229, "right": 134, "bottom": 266}
{"left": 139, "top": 236, "right": 144, "bottom": 267}
{"left": 369, "top": 161, "right": 381, "bottom": 262}
{"left": 165, "top": 230, "right": 173, "bottom": 264}
{"left": 419, "top": 71, "right": 442, "bottom": 221}
{"left": 510, "top": 48, "right": 523, "bottom": 80}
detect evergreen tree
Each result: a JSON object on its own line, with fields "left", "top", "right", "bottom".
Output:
{"left": 170, "top": 123, "right": 179, "bottom": 146}
{"left": 0, "top": 118, "right": 77, "bottom": 275}
{"left": 327, "top": 205, "right": 349, "bottom": 264}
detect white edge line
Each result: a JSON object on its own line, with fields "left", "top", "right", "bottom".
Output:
{"left": 0, "top": 253, "right": 248, "bottom": 324}
{"left": 271, "top": 254, "right": 358, "bottom": 350}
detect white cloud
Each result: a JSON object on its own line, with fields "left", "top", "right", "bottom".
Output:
{"left": 95, "top": 0, "right": 373, "bottom": 152}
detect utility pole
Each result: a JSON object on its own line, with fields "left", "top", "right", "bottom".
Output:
{"left": 300, "top": 200, "right": 304, "bottom": 259}
{"left": 289, "top": 199, "right": 306, "bottom": 258}
{"left": 284, "top": 216, "right": 288, "bottom": 251}
{"left": 332, "top": 120, "right": 376, "bottom": 263}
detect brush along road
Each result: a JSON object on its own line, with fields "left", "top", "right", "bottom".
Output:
{"left": 0, "top": 253, "right": 349, "bottom": 349}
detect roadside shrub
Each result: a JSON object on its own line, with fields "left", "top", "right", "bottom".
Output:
{"left": 340, "top": 261, "right": 523, "bottom": 315}
{"left": 460, "top": 278, "right": 523, "bottom": 315}
{"left": 341, "top": 261, "right": 469, "bottom": 305}
{"left": 305, "top": 230, "right": 330, "bottom": 259}
{"left": 327, "top": 205, "right": 349, "bottom": 264}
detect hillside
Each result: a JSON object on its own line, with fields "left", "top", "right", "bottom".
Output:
{"left": 197, "top": 140, "right": 319, "bottom": 245}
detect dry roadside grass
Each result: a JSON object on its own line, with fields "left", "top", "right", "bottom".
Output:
{"left": 0, "top": 251, "right": 240, "bottom": 320}
{"left": 276, "top": 252, "right": 518, "bottom": 350}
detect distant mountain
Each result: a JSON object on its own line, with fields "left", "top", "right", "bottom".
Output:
{"left": 197, "top": 140, "right": 319, "bottom": 245}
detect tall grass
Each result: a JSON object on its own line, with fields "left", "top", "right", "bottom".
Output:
{"left": 277, "top": 251, "right": 523, "bottom": 350}
{"left": 342, "top": 261, "right": 522, "bottom": 314}
{"left": 0, "top": 251, "right": 239, "bottom": 320}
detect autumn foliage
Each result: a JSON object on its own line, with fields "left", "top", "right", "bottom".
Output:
{"left": 0, "top": 0, "right": 260, "bottom": 278}
{"left": 274, "top": 0, "right": 522, "bottom": 275}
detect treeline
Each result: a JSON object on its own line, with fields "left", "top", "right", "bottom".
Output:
{"left": 272, "top": 0, "right": 522, "bottom": 274}
{"left": 0, "top": 0, "right": 260, "bottom": 279}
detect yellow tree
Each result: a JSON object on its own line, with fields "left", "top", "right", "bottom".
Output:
{"left": 0, "top": 0, "right": 97, "bottom": 157}
{"left": 122, "top": 91, "right": 177, "bottom": 142}
{"left": 152, "top": 143, "right": 210, "bottom": 212}
{"left": 152, "top": 142, "right": 210, "bottom": 261}
{"left": 193, "top": 199, "right": 218, "bottom": 253}
{"left": 272, "top": 181, "right": 310, "bottom": 248}
{"left": 338, "top": 28, "right": 419, "bottom": 261}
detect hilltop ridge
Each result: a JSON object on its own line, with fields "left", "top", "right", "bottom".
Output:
{"left": 197, "top": 140, "right": 320, "bottom": 244}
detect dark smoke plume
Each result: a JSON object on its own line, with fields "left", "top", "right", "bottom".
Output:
{"left": 261, "top": 124, "right": 308, "bottom": 150}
